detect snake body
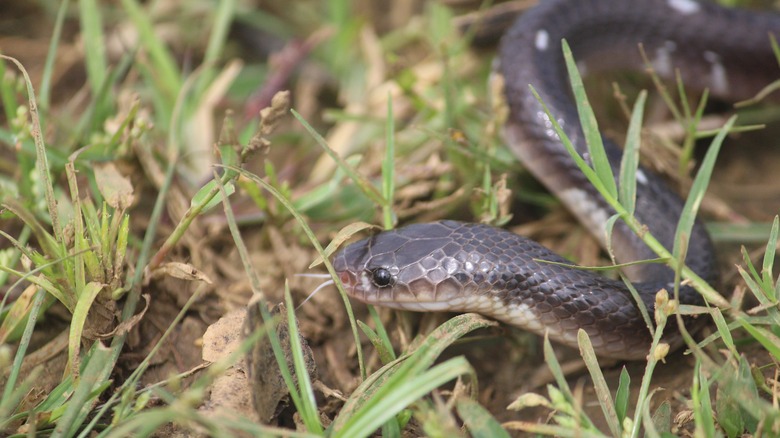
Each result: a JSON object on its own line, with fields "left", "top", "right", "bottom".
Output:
{"left": 332, "top": 0, "right": 780, "bottom": 359}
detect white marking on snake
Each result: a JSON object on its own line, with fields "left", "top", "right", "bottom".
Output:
{"left": 703, "top": 51, "right": 729, "bottom": 94}
{"left": 398, "top": 301, "right": 456, "bottom": 311}
{"left": 508, "top": 305, "right": 544, "bottom": 330}
{"left": 539, "top": 112, "right": 561, "bottom": 140}
{"left": 448, "top": 297, "right": 465, "bottom": 306}
{"left": 577, "top": 60, "right": 588, "bottom": 76}
{"left": 359, "top": 273, "right": 373, "bottom": 295}
{"left": 462, "top": 296, "right": 543, "bottom": 332}
{"left": 636, "top": 169, "right": 648, "bottom": 185}
{"left": 652, "top": 41, "right": 677, "bottom": 76}
{"left": 667, "top": 0, "right": 700, "bottom": 15}
{"left": 535, "top": 30, "right": 549, "bottom": 51}
{"left": 559, "top": 188, "right": 610, "bottom": 247}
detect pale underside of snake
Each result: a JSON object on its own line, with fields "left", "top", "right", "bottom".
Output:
{"left": 331, "top": 0, "right": 780, "bottom": 359}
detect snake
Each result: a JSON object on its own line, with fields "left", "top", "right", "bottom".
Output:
{"left": 331, "top": 0, "right": 780, "bottom": 359}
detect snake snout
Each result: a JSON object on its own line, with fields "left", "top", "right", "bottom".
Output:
{"left": 332, "top": 249, "right": 360, "bottom": 294}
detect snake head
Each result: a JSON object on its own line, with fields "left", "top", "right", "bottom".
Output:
{"left": 332, "top": 221, "right": 487, "bottom": 312}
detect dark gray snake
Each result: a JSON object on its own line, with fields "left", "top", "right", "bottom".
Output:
{"left": 332, "top": 0, "right": 780, "bottom": 359}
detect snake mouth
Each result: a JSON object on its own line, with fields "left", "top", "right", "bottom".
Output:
{"left": 354, "top": 297, "right": 462, "bottom": 312}
{"left": 336, "top": 269, "right": 470, "bottom": 311}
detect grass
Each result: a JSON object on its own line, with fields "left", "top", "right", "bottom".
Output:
{"left": 1, "top": 0, "right": 779, "bottom": 437}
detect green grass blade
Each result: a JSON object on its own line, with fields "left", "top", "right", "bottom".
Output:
{"left": 284, "top": 284, "right": 324, "bottom": 433}
{"left": 333, "top": 314, "right": 495, "bottom": 431}
{"left": 382, "top": 94, "right": 396, "bottom": 229}
{"left": 542, "top": 333, "right": 596, "bottom": 431}
{"left": 357, "top": 320, "right": 396, "bottom": 365}
{"left": 678, "top": 87, "right": 710, "bottom": 177}
{"left": 562, "top": 40, "right": 617, "bottom": 200}
{"left": 1, "top": 289, "right": 47, "bottom": 404}
{"left": 672, "top": 115, "right": 735, "bottom": 270}
{"left": 119, "top": 0, "right": 182, "bottom": 105}
{"left": 39, "top": 0, "right": 70, "bottom": 110}
{"left": 335, "top": 357, "right": 473, "bottom": 437}
{"left": 628, "top": 290, "right": 673, "bottom": 438}
{"left": 0, "top": 58, "right": 19, "bottom": 119}
{"left": 649, "top": 399, "right": 672, "bottom": 436}
{"left": 738, "top": 319, "right": 780, "bottom": 361}
{"left": 710, "top": 308, "right": 737, "bottom": 357}
{"left": 717, "top": 378, "right": 746, "bottom": 437}
{"left": 614, "top": 367, "right": 630, "bottom": 425}
{"left": 366, "top": 305, "right": 396, "bottom": 361}
{"left": 292, "top": 109, "right": 385, "bottom": 205}
{"left": 542, "top": 333, "right": 575, "bottom": 406}
{"left": 52, "top": 343, "right": 113, "bottom": 438}
{"left": 68, "top": 282, "right": 105, "bottom": 377}
{"left": 529, "top": 85, "right": 608, "bottom": 198}
{"left": 78, "top": 0, "right": 108, "bottom": 94}
{"left": 737, "top": 258, "right": 770, "bottom": 307}
{"left": 577, "top": 330, "right": 620, "bottom": 437}
{"left": 1, "top": 56, "right": 63, "bottom": 243}
{"left": 734, "top": 355, "right": 762, "bottom": 432}
{"left": 456, "top": 397, "right": 511, "bottom": 438}
{"left": 619, "top": 91, "right": 646, "bottom": 215}
{"left": 760, "top": 215, "right": 778, "bottom": 299}
{"left": 0, "top": 366, "right": 42, "bottom": 428}
{"left": 691, "top": 361, "right": 715, "bottom": 438}
{"left": 194, "top": 0, "right": 236, "bottom": 98}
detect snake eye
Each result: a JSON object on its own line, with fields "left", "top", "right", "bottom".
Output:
{"left": 370, "top": 268, "right": 394, "bottom": 288}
